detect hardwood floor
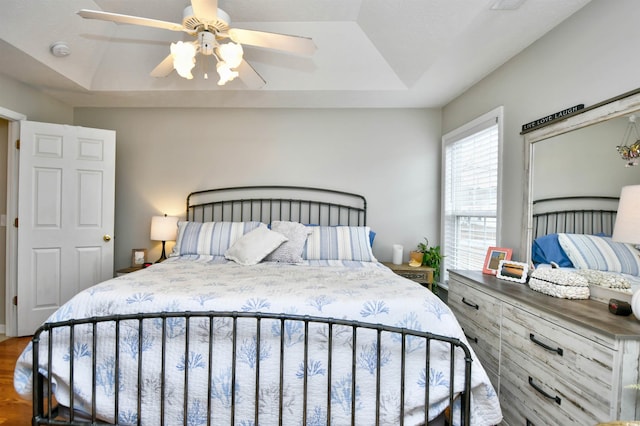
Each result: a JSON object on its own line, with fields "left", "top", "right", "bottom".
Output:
{"left": 0, "top": 336, "right": 33, "bottom": 425}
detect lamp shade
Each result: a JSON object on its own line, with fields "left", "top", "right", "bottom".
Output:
{"left": 150, "top": 215, "right": 179, "bottom": 242}
{"left": 612, "top": 185, "right": 640, "bottom": 244}
{"left": 612, "top": 185, "right": 640, "bottom": 321}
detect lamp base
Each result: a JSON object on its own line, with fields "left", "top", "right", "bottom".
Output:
{"left": 155, "top": 241, "right": 168, "bottom": 263}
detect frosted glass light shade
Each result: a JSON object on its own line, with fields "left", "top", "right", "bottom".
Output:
{"left": 218, "top": 42, "right": 243, "bottom": 68}
{"left": 150, "top": 215, "right": 179, "bottom": 242}
{"left": 170, "top": 41, "right": 196, "bottom": 79}
{"left": 216, "top": 61, "right": 239, "bottom": 85}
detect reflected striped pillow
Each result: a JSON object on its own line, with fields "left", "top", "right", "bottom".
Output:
{"left": 172, "top": 221, "right": 263, "bottom": 256}
{"left": 557, "top": 233, "right": 640, "bottom": 276}
{"left": 303, "top": 226, "right": 377, "bottom": 262}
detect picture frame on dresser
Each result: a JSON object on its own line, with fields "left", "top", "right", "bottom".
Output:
{"left": 496, "top": 260, "right": 528, "bottom": 283}
{"left": 483, "top": 246, "right": 512, "bottom": 275}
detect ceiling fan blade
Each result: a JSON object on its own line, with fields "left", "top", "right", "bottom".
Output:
{"left": 191, "top": 0, "right": 218, "bottom": 22}
{"left": 237, "top": 60, "right": 266, "bottom": 89}
{"left": 78, "top": 9, "right": 190, "bottom": 33}
{"left": 150, "top": 54, "right": 175, "bottom": 77}
{"left": 228, "top": 28, "right": 316, "bottom": 56}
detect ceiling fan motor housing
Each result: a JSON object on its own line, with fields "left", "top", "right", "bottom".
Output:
{"left": 182, "top": 6, "right": 230, "bottom": 32}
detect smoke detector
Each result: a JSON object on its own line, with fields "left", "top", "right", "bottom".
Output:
{"left": 50, "top": 42, "right": 71, "bottom": 57}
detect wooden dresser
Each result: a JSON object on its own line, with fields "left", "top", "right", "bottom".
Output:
{"left": 448, "top": 270, "right": 640, "bottom": 425}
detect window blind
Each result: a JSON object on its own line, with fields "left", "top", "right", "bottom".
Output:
{"left": 442, "top": 114, "right": 500, "bottom": 282}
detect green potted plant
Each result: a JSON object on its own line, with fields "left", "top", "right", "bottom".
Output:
{"left": 416, "top": 237, "right": 444, "bottom": 294}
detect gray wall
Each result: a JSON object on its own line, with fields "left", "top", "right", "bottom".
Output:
{"left": 0, "top": 73, "right": 73, "bottom": 124}
{"left": 442, "top": 0, "right": 640, "bottom": 260}
{"left": 73, "top": 107, "right": 442, "bottom": 271}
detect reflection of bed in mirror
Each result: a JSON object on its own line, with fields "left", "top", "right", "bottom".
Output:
{"left": 531, "top": 196, "right": 639, "bottom": 303}
{"left": 523, "top": 88, "right": 640, "bottom": 304}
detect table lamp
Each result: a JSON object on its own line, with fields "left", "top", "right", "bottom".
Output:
{"left": 611, "top": 184, "right": 640, "bottom": 319}
{"left": 150, "top": 214, "right": 179, "bottom": 262}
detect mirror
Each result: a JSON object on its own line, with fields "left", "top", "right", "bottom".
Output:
{"left": 532, "top": 116, "right": 637, "bottom": 201}
{"left": 522, "top": 89, "right": 640, "bottom": 297}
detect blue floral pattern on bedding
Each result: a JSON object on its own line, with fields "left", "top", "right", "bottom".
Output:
{"left": 14, "top": 257, "right": 502, "bottom": 426}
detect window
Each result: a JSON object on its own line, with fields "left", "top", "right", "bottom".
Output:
{"left": 441, "top": 107, "right": 503, "bottom": 284}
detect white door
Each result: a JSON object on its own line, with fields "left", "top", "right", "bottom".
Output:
{"left": 16, "top": 121, "right": 115, "bottom": 336}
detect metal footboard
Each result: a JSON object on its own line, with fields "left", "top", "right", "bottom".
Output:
{"left": 32, "top": 311, "right": 472, "bottom": 426}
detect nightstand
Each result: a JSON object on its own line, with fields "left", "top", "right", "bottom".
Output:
{"left": 382, "top": 262, "right": 434, "bottom": 290}
{"left": 116, "top": 266, "right": 143, "bottom": 277}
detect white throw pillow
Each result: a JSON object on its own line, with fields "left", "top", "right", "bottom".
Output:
{"left": 225, "top": 225, "right": 288, "bottom": 266}
{"left": 265, "top": 221, "right": 312, "bottom": 264}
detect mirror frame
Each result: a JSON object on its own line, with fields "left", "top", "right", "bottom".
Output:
{"left": 521, "top": 87, "right": 640, "bottom": 262}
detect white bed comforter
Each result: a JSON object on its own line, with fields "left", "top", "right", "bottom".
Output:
{"left": 15, "top": 257, "right": 502, "bottom": 425}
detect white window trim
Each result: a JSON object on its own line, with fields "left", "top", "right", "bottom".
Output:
{"left": 439, "top": 106, "right": 504, "bottom": 289}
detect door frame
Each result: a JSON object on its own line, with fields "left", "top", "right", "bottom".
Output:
{"left": 1, "top": 106, "right": 26, "bottom": 336}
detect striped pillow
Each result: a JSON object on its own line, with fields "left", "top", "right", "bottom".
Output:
{"left": 302, "top": 226, "right": 377, "bottom": 262}
{"left": 557, "top": 233, "right": 640, "bottom": 276}
{"left": 172, "top": 221, "right": 263, "bottom": 256}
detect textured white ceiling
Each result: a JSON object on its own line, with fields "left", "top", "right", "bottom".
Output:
{"left": 0, "top": 0, "right": 591, "bottom": 108}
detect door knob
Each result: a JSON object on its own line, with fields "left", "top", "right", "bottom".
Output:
{"left": 103, "top": 234, "right": 112, "bottom": 242}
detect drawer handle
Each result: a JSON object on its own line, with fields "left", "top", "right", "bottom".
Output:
{"left": 461, "top": 298, "right": 479, "bottom": 310}
{"left": 529, "top": 333, "right": 563, "bottom": 356}
{"left": 528, "top": 376, "right": 561, "bottom": 405}
{"left": 462, "top": 329, "right": 478, "bottom": 344}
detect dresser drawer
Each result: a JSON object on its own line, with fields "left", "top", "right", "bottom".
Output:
{"left": 501, "top": 342, "right": 609, "bottom": 425}
{"left": 501, "top": 303, "right": 613, "bottom": 424}
{"left": 448, "top": 279, "right": 501, "bottom": 376}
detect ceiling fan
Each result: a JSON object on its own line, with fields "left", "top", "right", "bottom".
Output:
{"left": 77, "top": 0, "right": 317, "bottom": 88}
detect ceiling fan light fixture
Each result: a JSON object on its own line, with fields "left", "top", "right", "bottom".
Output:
{"left": 77, "top": 1, "right": 314, "bottom": 87}
{"left": 170, "top": 41, "right": 197, "bottom": 79}
{"left": 218, "top": 42, "right": 243, "bottom": 69}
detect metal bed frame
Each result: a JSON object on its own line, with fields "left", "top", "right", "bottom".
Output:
{"left": 31, "top": 186, "right": 473, "bottom": 426}
{"left": 532, "top": 196, "right": 619, "bottom": 240}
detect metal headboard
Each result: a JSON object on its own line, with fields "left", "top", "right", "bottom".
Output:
{"left": 532, "top": 196, "right": 619, "bottom": 239}
{"left": 186, "top": 185, "right": 367, "bottom": 226}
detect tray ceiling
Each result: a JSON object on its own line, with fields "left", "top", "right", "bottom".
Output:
{"left": 0, "top": 0, "right": 590, "bottom": 108}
